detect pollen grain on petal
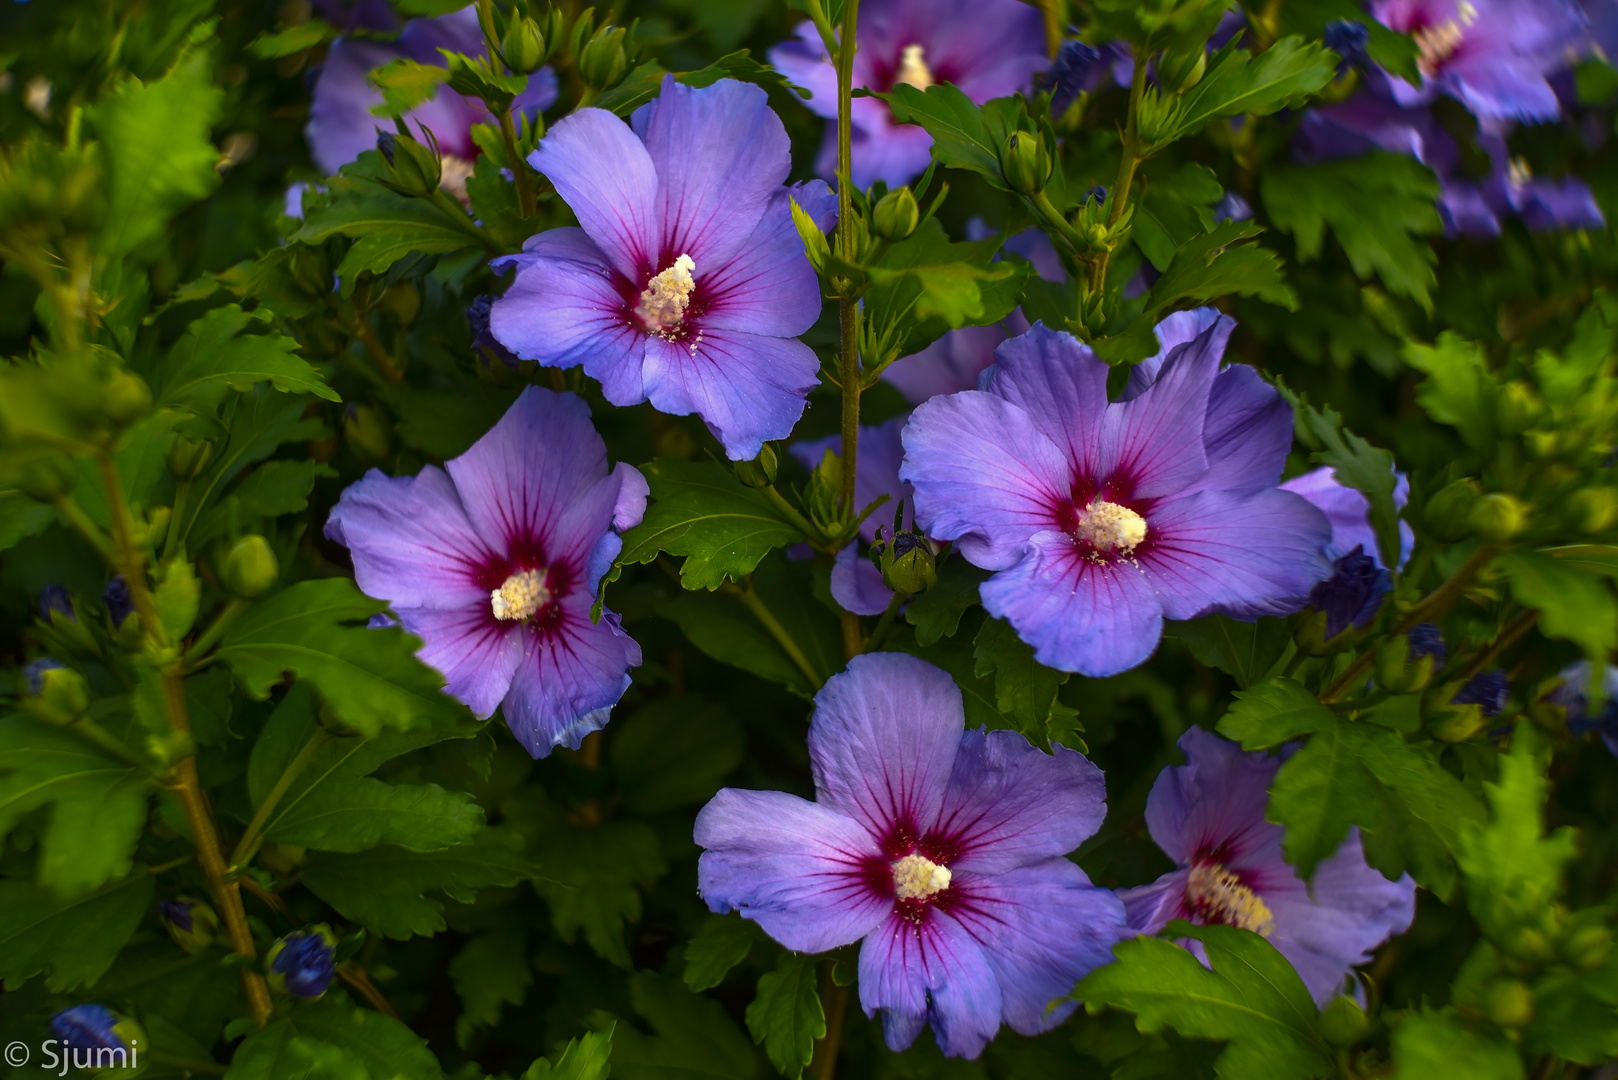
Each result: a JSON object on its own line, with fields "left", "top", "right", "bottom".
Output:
{"left": 491, "top": 568, "right": 552, "bottom": 621}
{"left": 636, "top": 253, "right": 698, "bottom": 336}
{"left": 1185, "top": 861, "right": 1276, "bottom": 937}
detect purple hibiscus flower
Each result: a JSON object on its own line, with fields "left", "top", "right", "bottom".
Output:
{"left": 882, "top": 325, "right": 1007, "bottom": 406}
{"left": 1281, "top": 464, "right": 1419, "bottom": 637}
{"left": 489, "top": 77, "right": 834, "bottom": 461}
{"left": 1551, "top": 660, "right": 1618, "bottom": 754}
{"left": 695, "top": 652, "right": 1124, "bottom": 1059}
{"left": 1119, "top": 728, "right": 1417, "bottom": 1005}
{"left": 769, "top": 0, "right": 1048, "bottom": 188}
{"left": 326, "top": 387, "right": 647, "bottom": 757}
{"left": 901, "top": 318, "right": 1333, "bottom": 677}
{"left": 1369, "top": 0, "right": 1586, "bottom": 122}
{"left": 306, "top": 6, "right": 558, "bottom": 200}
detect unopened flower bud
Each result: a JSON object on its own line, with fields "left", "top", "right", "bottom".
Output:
{"left": 1320, "top": 995, "right": 1371, "bottom": 1046}
{"left": 1563, "top": 923, "right": 1613, "bottom": 970}
{"left": 1000, "top": 132, "right": 1051, "bottom": 196}
{"left": 1483, "top": 978, "right": 1534, "bottom": 1028}
{"left": 166, "top": 435, "right": 214, "bottom": 480}
{"left": 1308, "top": 547, "right": 1389, "bottom": 639}
{"left": 1424, "top": 478, "right": 1479, "bottom": 540}
{"left": 1454, "top": 670, "right": 1510, "bottom": 716}
{"left": 872, "top": 187, "right": 920, "bottom": 241}
{"left": 104, "top": 575, "right": 135, "bottom": 628}
{"left": 38, "top": 584, "right": 75, "bottom": 623}
{"left": 876, "top": 531, "right": 937, "bottom": 595}
{"left": 578, "top": 25, "right": 630, "bottom": 91}
{"left": 734, "top": 444, "right": 778, "bottom": 489}
{"left": 1468, "top": 492, "right": 1528, "bottom": 543}
{"left": 102, "top": 370, "right": 152, "bottom": 427}
{"left": 50, "top": 1005, "right": 143, "bottom": 1068}
{"left": 159, "top": 897, "right": 219, "bottom": 952}
{"left": 19, "top": 453, "right": 78, "bottom": 502}
{"left": 1157, "top": 44, "right": 1207, "bottom": 93}
{"left": 1375, "top": 635, "right": 1434, "bottom": 693}
{"left": 501, "top": 17, "right": 547, "bottom": 73}
{"left": 1498, "top": 381, "right": 1543, "bottom": 435}
{"left": 376, "top": 131, "right": 440, "bottom": 198}
{"left": 222, "top": 536, "right": 279, "bottom": 598}
{"left": 1524, "top": 429, "right": 1560, "bottom": 460}
{"left": 1567, "top": 487, "right": 1618, "bottom": 534}
{"left": 25, "top": 661, "right": 90, "bottom": 723}
{"left": 267, "top": 927, "right": 338, "bottom": 998}
{"left": 1506, "top": 925, "right": 1554, "bottom": 963}
{"left": 260, "top": 842, "right": 307, "bottom": 873}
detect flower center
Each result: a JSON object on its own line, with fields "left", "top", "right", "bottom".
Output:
{"left": 490, "top": 569, "right": 551, "bottom": 621}
{"left": 1076, "top": 499, "right": 1147, "bottom": 554}
{"left": 891, "top": 852, "right": 952, "bottom": 900}
{"left": 636, "top": 254, "right": 697, "bottom": 335}
{"left": 1413, "top": 1, "right": 1475, "bottom": 75}
{"left": 1186, "top": 862, "right": 1275, "bottom": 937}
{"left": 440, "top": 153, "right": 476, "bottom": 208}
{"left": 895, "top": 44, "right": 934, "bottom": 90}
{"left": 1507, "top": 156, "right": 1532, "bottom": 188}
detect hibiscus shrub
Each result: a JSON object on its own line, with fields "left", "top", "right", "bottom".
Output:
{"left": 4, "top": 0, "right": 1618, "bottom": 1077}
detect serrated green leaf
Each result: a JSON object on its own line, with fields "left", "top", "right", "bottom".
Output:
{"left": 1075, "top": 922, "right": 1333, "bottom": 1080}
{"left": 226, "top": 999, "right": 443, "bottom": 1080}
{"left": 684, "top": 914, "right": 765, "bottom": 992}
{"left": 878, "top": 84, "right": 1021, "bottom": 190}
{"left": 248, "top": 18, "right": 337, "bottom": 60}
{"left": 864, "top": 218, "right": 1028, "bottom": 365}
{"left": 1171, "top": 614, "right": 1295, "bottom": 690}
{"left": 215, "top": 578, "right": 465, "bottom": 736}
{"left": 904, "top": 560, "right": 985, "bottom": 646}
{"left": 0, "top": 872, "right": 154, "bottom": 991}
{"left": 155, "top": 305, "right": 338, "bottom": 411}
{"left": 367, "top": 56, "right": 450, "bottom": 117}
{"left": 613, "top": 974, "right": 764, "bottom": 1080}
{"left": 1159, "top": 36, "right": 1338, "bottom": 147}
{"left": 1497, "top": 549, "right": 1618, "bottom": 664}
{"left": 0, "top": 489, "right": 54, "bottom": 552}
{"left": 1293, "top": 401, "right": 1403, "bottom": 571}
{"left": 450, "top": 924, "right": 532, "bottom": 1045}
{"left": 972, "top": 616, "right": 1076, "bottom": 747}
{"left": 1403, "top": 333, "right": 1499, "bottom": 451}
{"left": 1388, "top": 1009, "right": 1523, "bottom": 1080}
{"left": 746, "top": 953, "right": 824, "bottom": 1079}
{"left": 293, "top": 182, "right": 490, "bottom": 290}
{"left": 1262, "top": 154, "right": 1442, "bottom": 307}
{"left": 1218, "top": 677, "right": 1334, "bottom": 747}
{"left": 524, "top": 1025, "right": 615, "bottom": 1080}
{"left": 534, "top": 821, "right": 667, "bottom": 968}
{"left": 616, "top": 458, "right": 806, "bottom": 591}
{"left": 193, "top": 459, "right": 337, "bottom": 547}
{"left": 1145, "top": 220, "right": 1297, "bottom": 317}
{"left": 1135, "top": 162, "right": 1224, "bottom": 272}
{"left": 301, "top": 829, "right": 537, "bottom": 939}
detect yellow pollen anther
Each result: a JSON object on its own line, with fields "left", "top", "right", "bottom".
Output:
{"left": 892, "top": 853, "right": 952, "bottom": 900}
{"left": 636, "top": 254, "right": 697, "bottom": 335}
{"left": 439, "top": 153, "right": 476, "bottom": 208}
{"left": 1078, "top": 499, "right": 1147, "bottom": 554}
{"left": 490, "top": 569, "right": 551, "bottom": 621}
{"left": 1187, "top": 862, "right": 1275, "bottom": 937}
{"left": 1413, "top": 1, "right": 1476, "bottom": 75}
{"left": 896, "top": 44, "right": 934, "bottom": 90}
{"left": 1507, "top": 156, "right": 1533, "bottom": 187}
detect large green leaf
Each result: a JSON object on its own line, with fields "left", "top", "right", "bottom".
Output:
{"left": 0, "top": 872, "right": 155, "bottom": 991}
{"left": 449, "top": 924, "right": 532, "bottom": 1045}
{"left": 973, "top": 616, "right": 1080, "bottom": 749}
{"left": 612, "top": 974, "right": 765, "bottom": 1080}
{"left": 746, "top": 953, "right": 824, "bottom": 1079}
{"left": 1170, "top": 614, "right": 1295, "bottom": 690}
{"left": 154, "top": 305, "right": 338, "bottom": 411}
{"left": 1158, "top": 36, "right": 1338, "bottom": 148}
{"left": 292, "top": 182, "right": 491, "bottom": 290}
{"left": 878, "top": 84, "right": 1023, "bottom": 191}
{"left": 1143, "top": 220, "right": 1298, "bottom": 318}
{"left": 525, "top": 1026, "right": 615, "bottom": 1080}
{"left": 1497, "top": 549, "right": 1618, "bottom": 664}
{"left": 1403, "top": 333, "right": 1500, "bottom": 452}
{"left": 1135, "top": 162, "right": 1224, "bottom": 272}
{"left": 534, "top": 821, "right": 668, "bottom": 968}
{"left": 684, "top": 914, "right": 765, "bottom": 992}
{"left": 226, "top": 999, "right": 443, "bottom": 1080}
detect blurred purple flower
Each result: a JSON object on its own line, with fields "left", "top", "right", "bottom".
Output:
{"left": 902, "top": 319, "right": 1332, "bottom": 677}
{"left": 104, "top": 575, "right": 133, "bottom": 627}
{"left": 306, "top": 6, "right": 558, "bottom": 196}
{"left": 1280, "top": 464, "right": 1414, "bottom": 568}
{"left": 38, "top": 584, "right": 73, "bottom": 622}
{"left": 467, "top": 295, "right": 516, "bottom": 367}
{"left": 1119, "top": 728, "right": 1417, "bottom": 1005}
{"left": 1551, "top": 660, "right": 1618, "bottom": 753}
{"left": 1408, "top": 622, "right": 1448, "bottom": 664}
{"left": 881, "top": 325, "right": 1006, "bottom": 405}
{"left": 1048, "top": 39, "right": 1101, "bottom": 117}
{"left": 50, "top": 1006, "right": 128, "bottom": 1058}
{"left": 769, "top": 0, "right": 1048, "bottom": 188}
{"left": 490, "top": 77, "right": 834, "bottom": 461}
{"left": 695, "top": 653, "right": 1124, "bottom": 1059}
{"left": 1369, "top": 0, "right": 1586, "bottom": 121}
{"left": 1454, "top": 669, "right": 1510, "bottom": 715}
{"left": 311, "top": 0, "right": 399, "bottom": 31}
{"left": 1309, "top": 546, "right": 1392, "bottom": 638}
{"left": 326, "top": 387, "right": 647, "bottom": 757}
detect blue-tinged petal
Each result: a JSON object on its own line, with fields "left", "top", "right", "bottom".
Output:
{"left": 1097, "top": 320, "right": 1220, "bottom": 499}
{"left": 933, "top": 729, "right": 1108, "bottom": 873}
{"left": 882, "top": 325, "right": 1005, "bottom": 406}
{"left": 979, "top": 530, "right": 1167, "bottom": 676}
{"left": 695, "top": 788, "right": 891, "bottom": 953}
{"left": 979, "top": 323, "right": 1111, "bottom": 480}
{"left": 768, "top": 27, "right": 840, "bottom": 120}
{"left": 640, "top": 328, "right": 819, "bottom": 461}
{"left": 858, "top": 908, "right": 1003, "bottom": 1058}
{"left": 500, "top": 594, "right": 639, "bottom": 757}
{"left": 1122, "top": 308, "right": 1227, "bottom": 400}
{"left": 611, "top": 463, "right": 649, "bottom": 532}
{"left": 630, "top": 77, "right": 792, "bottom": 271}
{"left": 1144, "top": 728, "right": 1282, "bottom": 868}
{"left": 809, "top": 654, "right": 963, "bottom": 846}
{"left": 398, "top": 605, "right": 526, "bottom": 719}
{"left": 832, "top": 545, "right": 894, "bottom": 616}
{"left": 326, "top": 466, "right": 495, "bottom": 610}
{"left": 1279, "top": 465, "right": 1413, "bottom": 567}
{"left": 949, "top": 860, "right": 1125, "bottom": 1036}
{"left": 1117, "top": 869, "right": 1190, "bottom": 936}
{"left": 306, "top": 39, "right": 403, "bottom": 174}
{"left": 528, "top": 108, "right": 659, "bottom": 281}
{"left": 699, "top": 184, "right": 831, "bottom": 338}
{"left": 902, "top": 391, "right": 1070, "bottom": 572}
{"left": 1185, "top": 364, "right": 1294, "bottom": 496}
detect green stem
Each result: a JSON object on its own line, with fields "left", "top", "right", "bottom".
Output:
{"left": 182, "top": 598, "right": 249, "bottom": 671}
{"left": 811, "top": 965, "right": 851, "bottom": 1080}
{"left": 497, "top": 107, "right": 539, "bottom": 218}
{"left": 1457, "top": 608, "right": 1538, "bottom": 682}
{"left": 863, "top": 589, "right": 906, "bottom": 653}
{"left": 99, "top": 455, "right": 164, "bottom": 643}
{"left": 54, "top": 494, "right": 120, "bottom": 564}
{"left": 1092, "top": 55, "right": 1150, "bottom": 292}
{"left": 835, "top": 0, "right": 862, "bottom": 519}
{"left": 230, "top": 727, "right": 335, "bottom": 869}
{"left": 761, "top": 485, "right": 821, "bottom": 545}
{"left": 729, "top": 582, "right": 823, "bottom": 689}
{"left": 161, "top": 479, "right": 190, "bottom": 563}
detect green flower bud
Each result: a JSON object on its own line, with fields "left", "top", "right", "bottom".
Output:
{"left": 222, "top": 536, "right": 279, "bottom": 599}
{"left": 19, "top": 453, "right": 78, "bottom": 503}
{"left": 872, "top": 187, "right": 920, "bottom": 241}
{"left": 376, "top": 131, "right": 440, "bottom": 198}
{"left": 874, "top": 531, "right": 938, "bottom": 596}
{"left": 1567, "top": 487, "right": 1618, "bottom": 534}
{"left": 1375, "top": 635, "right": 1434, "bottom": 694}
{"left": 734, "top": 444, "right": 778, "bottom": 489}
{"left": 1524, "top": 429, "right": 1560, "bottom": 460}
{"left": 1424, "top": 478, "right": 1479, "bottom": 540}
{"left": 1319, "top": 995, "right": 1372, "bottom": 1047}
{"left": 165, "top": 435, "right": 214, "bottom": 480}
{"left": 501, "top": 17, "right": 547, "bottom": 74}
{"left": 260, "top": 842, "right": 307, "bottom": 873}
{"left": 26, "top": 661, "right": 90, "bottom": 722}
{"left": 159, "top": 897, "right": 219, "bottom": 952}
{"left": 1505, "top": 925, "right": 1554, "bottom": 963}
{"left": 1157, "top": 45, "right": 1207, "bottom": 93}
{"left": 1483, "top": 978, "right": 1534, "bottom": 1028}
{"left": 1430, "top": 702, "right": 1487, "bottom": 743}
{"left": 578, "top": 25, "right": 630, "bottom": 91}
{"left": 1468, "top": 492, "right": 1528, "bottom": 543}
{"left": 1000, "top": 132, "right": 1051, "bottom": 197}
{"left": 102, "top": 370, "right": 152, "bottom": 426}
{"left": 1563, "top": 923, "right": 1613, "bottom": 971}
{"left": 1497, "top": 381, "right": 1543, "bottom": 435}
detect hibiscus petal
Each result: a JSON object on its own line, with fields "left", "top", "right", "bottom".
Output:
{"left": 699, "top": 184, "right": 833, "bottom": 338}
{"left": 832, "top": 545, "right": 894, "bottom": 616}
{"left": 934, "top": 729, "right": 1108, "bottom": 873}
{"left": 767, "top": 28, "right": 840, "bottom": 121}
{"left": 980, "top": 322, "right": 1111, "bottom": 480}
{"left": 1144, "top": 727, "right": 1283, "bottom": 867}
{"left": 528, "top": 108, "right": 658, "bottom": 281}
{"left": 305, "top": 39, "right": 400, "bottom": 174}
{"left": 948, "top": 861, "right": 1125, "bottom": 1037}
{"left": 396, "top": 605, "right": 525, "bottom": 719}
{"left": 695, "top": 788, "right": 890, "bottom": 953}
{"left": 612, "top": 462, "right": 649, "bottom": 531}
{"left": 1140, "top": 487, "right": 1333, "bottom": 620}
{"left": 858, "top": 908, "right": 1003, "bottom": 1058}
{"left": 630, "top": 76, "right": 791, "bottom": 270}
{"left": 1117, "top": 869, "right": 1191, "bottom": 935}
{"left": 883, "top": 325, "right": 1005, "bottom": 406}
{"left": 902, "top": 391, "right": 1070, "bottom": 571}
{"left": 1183, "top": 363, "right": 1294, "bottom": 496}
{"left": 640, "top": 328, "right": 819, "bottom": 461}
{"left": 1098, "top": 319, "right": 1220, "bottom": 498}
{"left": 445, "top": 387, "right": 612, "bottom": 565}
{"left": 499, "top": 596, "right": 640, "bottom": 757}
{"left": 809, "top": 653, "right": 964, "bottom": 845}
{"left": 325, "top": 466, "right": 494, "bottom": 610}
{"left": 979, "top": 530, "right": 1166, "bottom": 677}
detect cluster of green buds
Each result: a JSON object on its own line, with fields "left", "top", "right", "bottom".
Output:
{"left": 570, "top": 11, "right": 642, "bottom": 95}
{"left": 499, "top": 7, "right": 564, "bottom": 74}
{"left": 376, "top": 129, "right": 443, "bottom": 200}
{"left": 794, "top": 176, "right": 937, "bottom": 301}
{"left": 1453, "top": 903, "right": 1614, "bottom": 1037}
